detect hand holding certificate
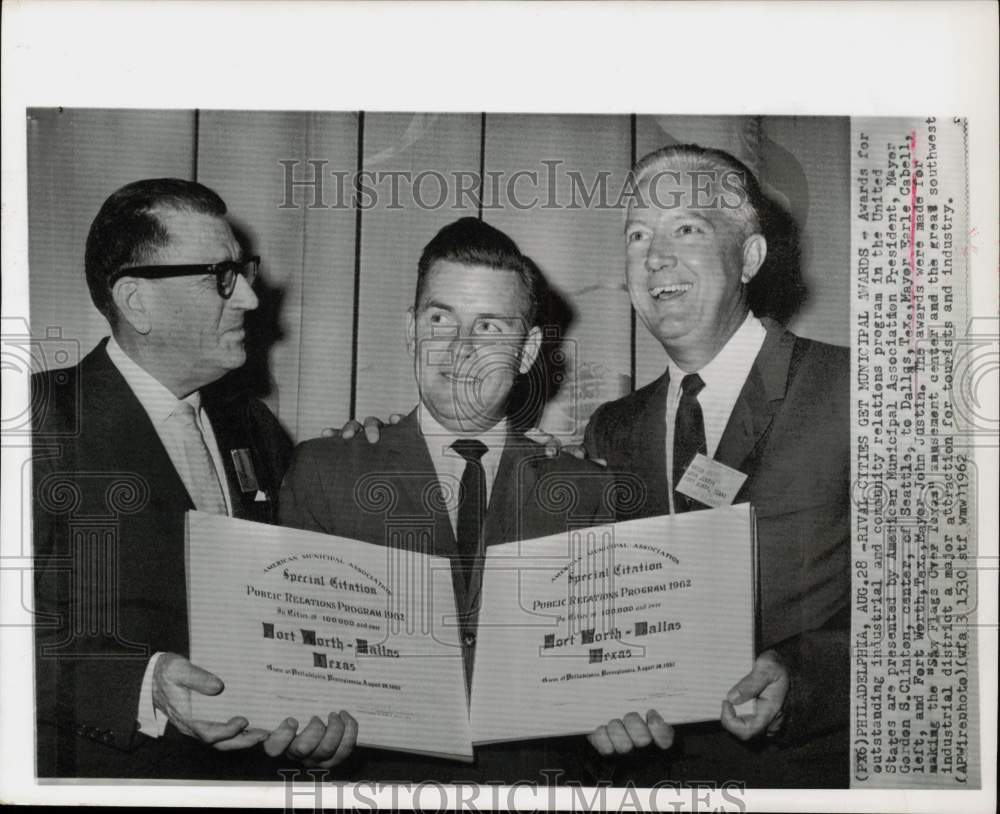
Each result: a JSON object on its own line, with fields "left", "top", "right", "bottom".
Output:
{"left": 186, "top": 511, "right": 473, "bottom": 760}
{"left": 185, "top": 504, "right": 756, "bottom": 761}
{"left": 469, "top": 503, "right": 756, "bottom": 743}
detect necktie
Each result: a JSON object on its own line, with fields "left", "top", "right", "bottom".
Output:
{"left": 451, "top": 438, "right": 488, "bottom": 589}
{"left": 169, "top": 401, "right": 228, "bottom": 515}
{"left": 672, "top": 372, "right": 707, "bottom": 514}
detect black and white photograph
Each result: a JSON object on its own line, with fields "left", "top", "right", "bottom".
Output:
{"left": 1, "top": 2, "right": 996, "bottom": 811}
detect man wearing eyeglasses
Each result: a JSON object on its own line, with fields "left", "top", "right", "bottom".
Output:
{"left": 32, "top": 178, "right": 355, "bottom": 779}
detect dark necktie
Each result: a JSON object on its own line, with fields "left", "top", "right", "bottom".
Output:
{"left": 672, "top": 372, "right": 707, "bottom": 514}
{"left": 451, "top": 439, "right": 488, "bottom": 588}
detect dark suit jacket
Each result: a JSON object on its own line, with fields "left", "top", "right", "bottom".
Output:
{"left": 32, "top": 339, "right": 293, "bottom": 779}
{"left": 584, "top": 321, "right": 851, "bottom": 787}
{"left": 280, "top": 409, "right": 619, "bottom": 784}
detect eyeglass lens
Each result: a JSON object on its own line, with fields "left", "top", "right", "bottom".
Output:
{"left": 220, "top": 259, "right": 258, "bottom": 297}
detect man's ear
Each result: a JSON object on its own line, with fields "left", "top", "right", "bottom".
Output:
{"left": 405, "top": 308, "right": 416, "bottom": 357}
{"left": 740, "top": 233, "right": 767, "bottom": 284}
{"left": 111, "top": 277, "right": 153, "bottom": 335}
{"left": 518, "top": 326, "right": 543, "bottom": 375}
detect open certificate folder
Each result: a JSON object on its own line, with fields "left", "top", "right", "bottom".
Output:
{"left": 469, "top": 505, "right": 757, "bottom": 742}
{"left": 186, "top": 512, "right": 474, "bottom": 761}
{"left": 186, "top": 504, "right": 756, "bottom": 760}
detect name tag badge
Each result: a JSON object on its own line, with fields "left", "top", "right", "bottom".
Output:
{"left": 676, "top": 453, "right": 748, "bottom": 508}
{"left": 231, "top": 448, "right": 260, "bottom": 494}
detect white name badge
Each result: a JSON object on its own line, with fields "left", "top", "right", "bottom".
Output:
{"left": 676, "top": 453, "right": 748, "bottom": 508}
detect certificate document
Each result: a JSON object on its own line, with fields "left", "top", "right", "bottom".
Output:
{"left": 186, "top": 505, "right": 755, "bottom": 757}
{"left": 185, "top": 511, "right": 473, "bottom": 760}
{"left": 470, "top": 504, "right": 756, "bottom": 743}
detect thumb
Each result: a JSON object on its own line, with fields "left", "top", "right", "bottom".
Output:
{"left": 176, "top": 660, "right": 225, "bottom": 697}
{"left": 726, "top": 665, "right": 768, "bottom": 705}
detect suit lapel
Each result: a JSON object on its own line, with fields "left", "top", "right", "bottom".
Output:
{"left": 632, "top": 372, "right": 672, "bottom": 517}
{"left": 462, "top": 432, "right": 542, "bottom": 623}
{"left": 203, "top": 394, "right": 266, "bottom": 521}
{"left": 387, "top": 410, "right": 459, "bottom": 560}
{"left": 387, "top": 412, "right": 475, "bottom": 657}
{"left": 483, "top": 433, "right": 540, "bottom": 548}
{"left": 82, "top": 344, "right": 193, "bottom": 515}
{"left": 714, "top": 325, "right": 796, "bottom": 489}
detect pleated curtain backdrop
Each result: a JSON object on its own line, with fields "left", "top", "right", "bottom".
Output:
{"left": 27, "top": 109, "right": 849, "bottom": 443}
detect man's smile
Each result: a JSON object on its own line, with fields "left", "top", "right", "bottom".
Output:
{"left": 648, "top": 282, "right": 693, "bottom": 301}
{"left": 441, "top": 371, "right": 480, "bottom": 384}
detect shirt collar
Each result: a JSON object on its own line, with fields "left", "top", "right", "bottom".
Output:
{"left": 665, "top": 313, "right": 766, "bottom": 392}
{"left": 106, "top": 336, "right": 201, "bottom": 425}
{"left": 416, "top": 404, "right": 509, "bottom": 458}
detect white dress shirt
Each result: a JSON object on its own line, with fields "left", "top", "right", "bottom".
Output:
{"left": 106, "top": 338, "right": 232, "bottom": 516}
{"left": 417, "top": 405, "right": 508, "bottom": 534}
{"left": 106, "top": 337, "right": 233, "bottom": 738}
{"left": 663, "top": 314, "right": 767, "bottom": 514}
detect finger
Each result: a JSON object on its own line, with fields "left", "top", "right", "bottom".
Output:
{"left": 757, "top": 668, "right": 789, "bottom": 706}
{"left": 721, "top": 700, "right": 768, "bottom": 741}
{"left": 362, "top": 416, "right": 384, "bottom": 444}
{"left": 646, "top": 709, "right": 675, "bottom": 750}
{"left": 524, "top": 428, "right": 559, "bottom": 455}
{"left": 189, "top": 715, "right": 249, "bottom": 745}
{"left": 606, "top": 718, "right": 633, "bottom": 754}
{"left": 593, "top": 457, "right": 608, "bottom": 468}
{"left": 213, "top": 726, "right": 270, "bottom": 752}
{"left": 754, "top": 692, "right": 783, "bottom": 729}
{"left": 320, "top": 427, "right": 336, "bottom": 438}
{"left": 340, "top": 420, "right": 362, "bottom": 440}
{"left": 315, "top": 711, "right": 358, "bottom": 769}
{"left": 564, "top": 444, "right": 587, "bottom": 460}
{"left": 722, "top": 654, "right": 787, "bottom": 742}
{"left": 524, "top": 433, "right": 556, "bottom": 456}
{"left": 169, "top": 659, "right": 225, "bottom": 697}
{"left": 263, "top": 717, "right": 299, "bottom": 758}
{"left": 241, "top": 726, "right": 271, "bottom": 741}
{"left": 302, "top": 712, "right": 345, "bottom": 765}
{"left": 288, "top": 715, "right": 327, "bottom": 760}
{"left": 726, "top": 652, "right": 784, "bottom": 705}
{"left": 389, "top": 413, "right": 403, "bottom": 425}
{"left": 622, "top": 712, "right": 652, "bottom": 748}
{"left": 726, "top": 670, "right": 767, "bottom": 706}
{"left": 335, "top": 712, "right": 358, "bottom": 759}
{"left": 587, "top": 726, "right": 615, "bottom": 757}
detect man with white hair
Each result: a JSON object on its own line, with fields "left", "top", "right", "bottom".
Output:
{"left": 584, "top": 144, "right": 850, "bottom": 787}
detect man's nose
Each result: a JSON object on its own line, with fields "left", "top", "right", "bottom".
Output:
{"left": 453, "top": 333, "right": 478, "bottom": 362}
{"left": 646, "top": 235, "right": 678, "bottom": 272}
{"left": 229, "top": 274, "right": 259, "bottom": 311}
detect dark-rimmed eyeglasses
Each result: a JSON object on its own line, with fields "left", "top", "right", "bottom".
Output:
{"left": 109, "top": 256, "right": 260, "bottom": 299}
